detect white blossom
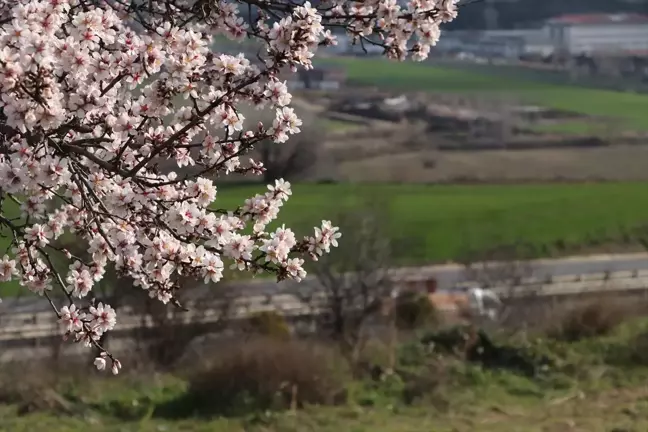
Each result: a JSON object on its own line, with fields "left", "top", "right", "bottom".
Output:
{"left": 94, "top": 356, "right": 107, "bottom": 371}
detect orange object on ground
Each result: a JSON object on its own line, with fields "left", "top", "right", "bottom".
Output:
{"left": 428, "top": 291, "right": 469, "bottom": 312}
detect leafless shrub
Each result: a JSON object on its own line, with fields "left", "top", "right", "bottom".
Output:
{"left": 545, "top": 298, "right": 634, "bottom": 342}
{"left": 0, "top": 360, "right": 85, "bottom": 415}
{"left": 130, "top": 283, "right": 237, "bottom": 369}
{"left": 185, "top": 337, "right": 349, "bottom": 414}
{"left": 303, "top": 199, "right": 396, "bottom": 364}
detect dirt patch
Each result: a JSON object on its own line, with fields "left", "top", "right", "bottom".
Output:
{"left": 292, "top": 90, "right": 648, "bottom": 183}
{"left": 337, "top": 145, "right": 648, "bottom": 183}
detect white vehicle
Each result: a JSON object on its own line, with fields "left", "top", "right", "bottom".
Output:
{"left": 454, "top": 284, "right": 502, "bottom": 320}
{"left": 468, "top": 286, "right": 502, "bottom": 320}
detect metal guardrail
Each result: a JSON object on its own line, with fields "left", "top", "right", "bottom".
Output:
{"left": 0, "top": 294, "right": 313, "bottom": 342}
{"left": 2, "top": 269, "right": 648, "bottom": 344}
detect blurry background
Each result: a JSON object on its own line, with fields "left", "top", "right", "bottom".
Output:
{"left": 4, "top": 0, "right": 648, "bottom": 430}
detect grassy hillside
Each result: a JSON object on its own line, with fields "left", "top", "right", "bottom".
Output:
{"left": 322, "top": 57, "right": 648, "bottom": 130}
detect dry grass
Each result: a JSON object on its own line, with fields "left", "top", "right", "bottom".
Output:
{"left": 337, "top": 145, "right": 648, "bottom": 183}
{"left": 0, "top": 360, "right": 92, "bottom": 415}
{"left": 300, "top": 87, "right": 648, "bottom": 183}
{"left": 5, "top": 384, "right": 648, "bottom": 431}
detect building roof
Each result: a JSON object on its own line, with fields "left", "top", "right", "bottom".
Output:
{"left": 549, "top": 13, "right": 648, "bottom": 26}
{"left": 625, "top": 50, "right": 648, "bottom": 57}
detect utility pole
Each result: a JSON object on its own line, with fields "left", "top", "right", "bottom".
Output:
{"left": 481, "top": 0, "right": 520, "bottom": 30}
{"left": 484, "top": 0, "right": 499, "bottom": 30}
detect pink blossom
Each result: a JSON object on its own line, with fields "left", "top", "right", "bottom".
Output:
{"left": 0, "top": 0, "right": 458, "bottom": 372}
{"left": 89, "top": 303, "right": 117, "bottom": 334}
{"left": 59, "top": 304, "right": 84, "bottom": 333}
{"left": 0, "top": 255, "right": 17, "bottom": 282}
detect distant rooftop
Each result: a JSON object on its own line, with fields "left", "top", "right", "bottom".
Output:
{"left": 548, "top": 13, "right": 648, "bottom": 26}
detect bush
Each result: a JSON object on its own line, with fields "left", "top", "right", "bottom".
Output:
{"left": 395, "top": 291, "right": 438, "bottom": 330}
{"left": 420, "top": 326, "right": 556, "bottom": 377}
{"left": 604, "top": 322, "right": 648, "bottom": 367}
{"left": 182, "top": 338, "right": 349, "bottom": 416}
{"left": 627, "top": 329, "right": 648, "bottom": 364}
{"left": 247, "top": 311, "right": 291, "bottom": 340}
{"left": 547, "top": 299, "right": 630, "bottom": 342}
{"left": 0, "top": 362, "right": 83, "bottom": 415}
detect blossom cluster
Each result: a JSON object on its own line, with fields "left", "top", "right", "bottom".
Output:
{"left": 0, "top": 0, "right": 457, "bottom": 371}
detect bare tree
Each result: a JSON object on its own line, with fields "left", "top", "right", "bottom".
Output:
{"left": 130, "top": 283, "right": 237, "bottom": 368}
{"left": 292, "top": 200, "right": 396, "bottom": 367}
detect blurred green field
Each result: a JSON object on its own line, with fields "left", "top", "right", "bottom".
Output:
{"left": 4, "top": 181, "right": 648, "bottom": 296}
{"left": 214, "top": 183, "right": 648, "bottom": 262}
{"left": 322, "top": 57, "right": 648, "bottom": 131}
{"left": 4, "top": 182, "right": 648, "bottom": 262}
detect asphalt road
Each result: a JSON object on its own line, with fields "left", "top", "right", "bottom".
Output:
{"left": 430, "top": 253, "right": 648, "bottom": 290}
{"left": 2, "top": 253, "right": 648, "bottom": 315}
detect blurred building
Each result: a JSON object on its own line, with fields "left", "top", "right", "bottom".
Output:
{"left": 280, "top": 66, "right": 347, "bottom": 91}
{"left": 437, "top": 13, "right": 648, "bottom": 62}
{"left": 437, "top": 29, "right": 553, "bottom": 60}
{"left": 547, "top": 13, "right": 648, "bottom": 57}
